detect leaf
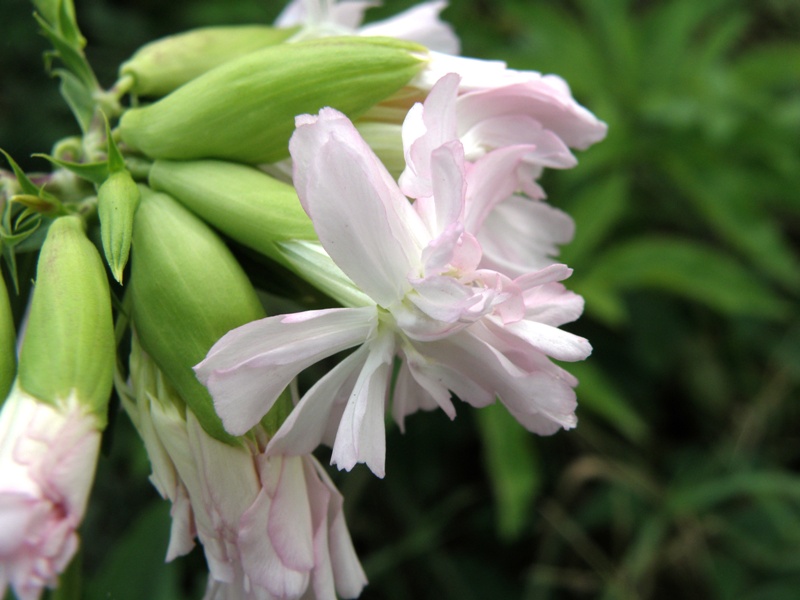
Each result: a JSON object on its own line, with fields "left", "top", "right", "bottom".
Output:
{"left": 667, "top": 471, "right": 800, "bottom": 515}
{"left": 55, "top": 68, "right": 96, "bottom": 133}
{"left": 34, "top": 13, "right": 97, "bottom": 90}
{"left": 568, "top": 360, "right": 648, "bottom": 443}
{"left": 580, "top": 236, "right": 791, "bottom": 320}
{"left": 558, "top": 174, "right": 629, "bottom": 268}
{"left": 104, "top": 114, "right": 126, "bottom": 173}
{"left": 666, "top": 154, "right": 800, "bottom": 293}
{"left": 33, "top": 153, "right": 109, "bottom": 185}
{"left": 475, "top": 402, "right": 541, "bottom": 540}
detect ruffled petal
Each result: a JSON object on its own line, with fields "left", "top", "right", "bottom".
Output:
{"left": 291, "top": 109, "right": 427, "bottom": 306}
{"left": 195, "top": 307, "right": 377, "bottom": 435}
{"left": 359, "top": 1, "right": 460, "bottom": 54}
{"left": 266, "top": 345, "right": 371, "bottom": 458}
{"left": 331, "top": 329, "right": 395, "bottom": 477}
{"left": 476, "top": 196, "right": 575, "bottom": 276}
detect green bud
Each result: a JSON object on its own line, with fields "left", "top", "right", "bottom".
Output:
{"left": 0, "top": 272, "right": 15, "bottom": 402}
{"left": 18, "top": 216, "right": 114, "bottom": 422}
{"left": 98, "top": 170, "right": 140, "bottom": 283}
{"left": 130, "top": 185, "right": 265, "bottom": 443}
{"left": 119, "top": 37, "right": 427, "bottom": 164}
{"left": 119, "top": 24, "right": 298, "bottom": 97}
{"left": 149, "top": 159, "right": 315, "bottom": 251}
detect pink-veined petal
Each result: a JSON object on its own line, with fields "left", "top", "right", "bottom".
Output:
{"left": 291, "top": 109, "right": 426, "bottom": 306}
{"left": 477, "top": 197, "right": 575, "bottom": 276}
{"left": 359, "top": 1, "right": 460, "bottom": 54}
{"left": 457, "top": 79, "right": 608, "bottom": 150}
{"left": 330, "top": 329, "right": 395, "bottom": 477}
{"left": 266, "top": 344, "right": 371, "bottom": 458}
{"left": 195, "top": 307, "right": 377, "bottom": 435}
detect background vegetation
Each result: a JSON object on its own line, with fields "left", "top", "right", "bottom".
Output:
{"left": 2, "top": 0, "right": 800, "bottom": 598}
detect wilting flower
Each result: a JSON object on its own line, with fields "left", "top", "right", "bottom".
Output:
{"left": 121, "top": 335, "right": 366, "bottom": 600}
{"left": 196, "top": 107, "right": 590, "bottom": 478}
{"left": 0, "top": 386, "right": 101, "bottom": 600}
{"left": 276, "top": 0, "right": 460, "bottom": 54}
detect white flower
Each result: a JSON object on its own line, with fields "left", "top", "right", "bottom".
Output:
{"left": 0, "top": 386, "right": 101, "bottom": 600}
{"left": 196, "top": 108, "right": 590, "bottom": 478}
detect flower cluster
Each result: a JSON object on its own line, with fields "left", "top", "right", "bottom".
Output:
{"left": 0, "top": 0, "right": 605, "bottom": 598}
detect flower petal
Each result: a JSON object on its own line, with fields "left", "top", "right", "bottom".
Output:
{"left": 291, "top": 109, "right": 428, "bottom": 306}
{"left": 330, "top": 329, "right": 395, "bottom": 477}
{"left": 195, "top": 307, "right": 376, "bottom": 435}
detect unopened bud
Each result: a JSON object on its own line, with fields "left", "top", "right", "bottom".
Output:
{"left": 130, "top": 186, "right": 264, "bottom": 443}
{"left": 148, "top": 158, "right": 315, "bottom": 249}
{"left": 17, "top": 216, "right": 114, "bottom": 422}
{"left": 119, "top": 37, "right": 427, "bottom": 164}
{"left": 98, "top": 169, "right": 140, "bottom": 283}
{"left": 119, "top": 24, "right": 298, "bottom": 97}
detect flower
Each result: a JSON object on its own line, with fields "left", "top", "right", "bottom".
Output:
{"left": 399, "top": 72, "right": 583, "bottom": 276}
{"left": 276, "top": 0, "right": 460, "bottom": 54}
{"left": 122, "top": 335, "right": 366, "bottom": 600}
{"left": 196, "top": 107, "right": 590, "bottom": 478}
{"left": 0, "top": 386, "right": 101, "bottom": 600}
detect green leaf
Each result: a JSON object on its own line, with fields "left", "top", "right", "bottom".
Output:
{"left": 475, "top": 402, "right": 541, "bottom": 540}
{"left": 667, "top": 471, "right": 800, "bottom": 515}
{"left": 667, "top": 159, "right": 800, "bottom": 295}
{"left": 104, "top": 114, "right": 126, "bottom": 173}
{"left": 559, "top": 174, "right": 629, "bottom": 267}
{"left": 580, "top": 237, "right": 791, "bottom": 320}
{"left": 34, "top": 13, "right": 97, "bottom": 90}
{"left": 55, "top": 68, "right": 96, "bottom": 133}
{"left": 32, "top": 154, "right": 109, "bottom": 185}
{"left": 568, "top": 361, "right": 648, "bottom": 443}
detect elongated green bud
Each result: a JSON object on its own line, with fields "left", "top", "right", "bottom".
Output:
{"left": 0, "top": 273, "right": 15, "bottom": 402}
{"left": 18, "top": 216, "right": 114, "bottom": 422}
{"left": 130, "top": 185, "right": 264, "bottom": 443}
{"left": 119, "top": 24, "right": 298, "bottom": 97}
{"left": 98, "top": 170, "right": 140, "bottom": 283}
{"left": 119, "top": 37, "right": 427, "bottom": 164}
{"left": 149, "top": 159, "right": 315, "bottom": 250}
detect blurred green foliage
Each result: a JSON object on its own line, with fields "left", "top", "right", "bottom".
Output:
{"left": 3, "top": 0, "right": 800, "bottom": 598}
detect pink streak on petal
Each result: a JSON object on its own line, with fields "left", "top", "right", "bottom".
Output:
{"left": 266, "top": 345, "right": 370, "bottom": 458}
{"left": 195, "top": 307, "right": 376, "bottom": 436}
{"left": 291, "top": 108, "right": 426, "bottom": 306}
{"left": 331, "top": 330, "right": 395, "bottom": 477}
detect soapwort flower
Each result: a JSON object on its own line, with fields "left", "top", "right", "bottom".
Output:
{"left": 276, "top": 0, "right": 459, "bottom": 54}
{"left": 122, "top": 336, "right": 366, "bottom": 600}
{"left": 196, "top": 107, "right": 590, "bottom": 478}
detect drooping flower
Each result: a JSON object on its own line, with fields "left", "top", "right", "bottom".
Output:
{"left": 196, "top": 107, "right": 590, "bottom": 478}
{"left": 276, "top": 0, "right": 460, "bottom": 54}
{"left": 121, "top": 335, "right": 366, "bottom": 600}
{"left": 0, "top": 387, "right": 101, "bottom": 600}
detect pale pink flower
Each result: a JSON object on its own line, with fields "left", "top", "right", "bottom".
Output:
{"left": 400, "top": 72, "right": 581, "bottom": 276}
{"left": 196, "top": 108, "right": 590, "bottom": 478}
{"left": 122, "top": 339, "right": 366, "bottom": 600}
{"left": 0, "top": 386, "right": 101, "bottom": 600}
{"left": 276, "top": 0, "right": 459, "bottom": 54}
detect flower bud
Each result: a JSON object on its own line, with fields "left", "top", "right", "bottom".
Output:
{"left": 119, "top": 24, "right": 298, "bottom": 97}
{"left": 130, "top": 185, "right": 264, "bottom": 443}
{"left": 17, "top": 216, "right": 114, "bottom": 423}
{"left": 119, "top": 37, "right": 427, "bottom": 164}
{"left": 0, "top": 273, "right": 15, "bottom": 401}
{"left": 98, "top": 169, "right": 140, "bottom": 283}
{"left": 148, "top": 158, "right": 315, "bottom": 247}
